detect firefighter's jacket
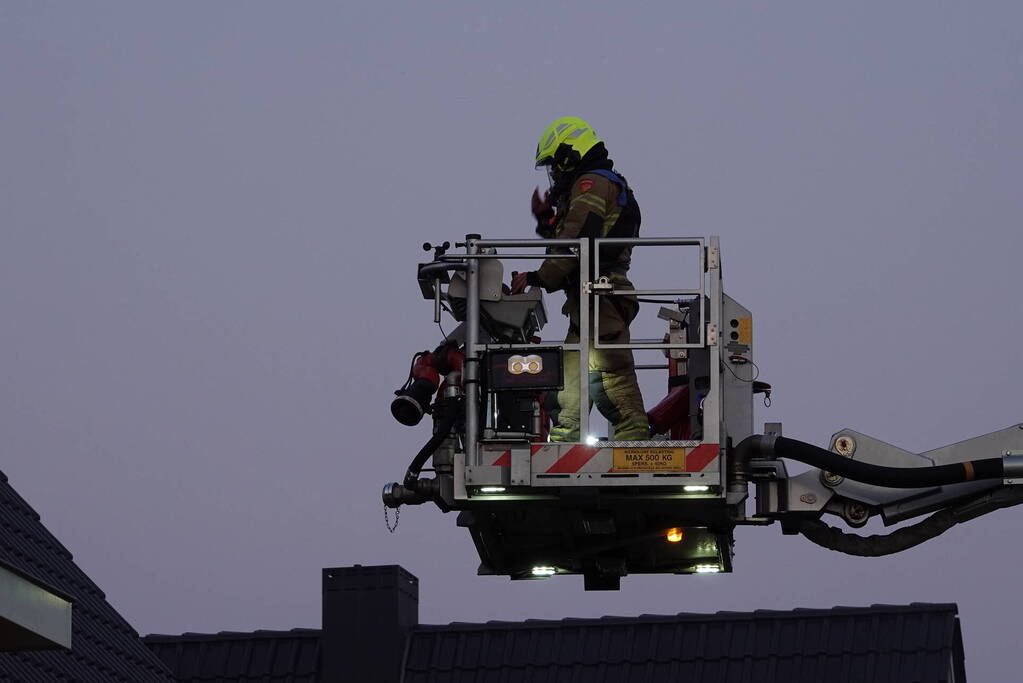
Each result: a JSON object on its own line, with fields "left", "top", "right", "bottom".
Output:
{"left": 533, "top": 170, "right": 639, "bottom": 293}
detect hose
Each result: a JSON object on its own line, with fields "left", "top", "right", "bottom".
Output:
{"left": 795, "top": 512, "right": 957, "bottom": 556}
{"left": 403, "top": 410, "right": 458, "bottom": 490}
{"left": 794, "top": 486, "right": 1023, "bottom": 556}
{"left": 736, "top": 434, "right": 1006, "bottom": 489}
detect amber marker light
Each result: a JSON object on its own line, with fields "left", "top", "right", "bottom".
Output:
{"left": 666, "top": 528, "right": 684, "bottom": 543}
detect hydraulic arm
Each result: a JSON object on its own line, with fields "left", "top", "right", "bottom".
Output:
{"left": 746, "top": 425, "right": 1023, "bottom": 555}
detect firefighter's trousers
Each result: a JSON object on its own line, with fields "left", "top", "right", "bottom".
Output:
{"left": 549, "top": 293, "right": 649, "bottom": 442}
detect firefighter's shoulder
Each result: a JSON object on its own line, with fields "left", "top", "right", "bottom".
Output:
{"left": 570, "top": 173, "right": 615, "bottom": 199}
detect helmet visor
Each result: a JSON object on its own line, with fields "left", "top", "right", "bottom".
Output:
{"left": 539, "top": 165, "right": 558, "bottom": 189}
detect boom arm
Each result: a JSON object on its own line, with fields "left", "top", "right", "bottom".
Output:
{"left": 747, "top": 424, "right": 1023, "bottom": 555}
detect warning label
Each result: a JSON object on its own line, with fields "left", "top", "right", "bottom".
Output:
{"left": 612, "top": 448, "right": 686, "bottom": 472}
{"left": 738, "top": 317, "right": 752, "bottom": 344}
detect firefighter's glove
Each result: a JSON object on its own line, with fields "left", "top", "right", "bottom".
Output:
{"left": 531, "top": 187, "right": 555, "bottom": 236}
{"left": 510, "top": 271, "right": 541, "bottom": 295}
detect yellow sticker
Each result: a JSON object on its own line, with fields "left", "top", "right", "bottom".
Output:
{"left": 612, "top": 448, "right": 686, "bottom": 472}
{"left": 738, "top": 317, "right": 752, "bottom": 345}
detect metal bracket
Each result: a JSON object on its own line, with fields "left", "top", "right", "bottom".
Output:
{"left": 583, "top": 276, "right": 614, "bottom": 295}
{"left": 1004, "top": 450, "right": 1023, "bottom": 485}
{"left": 748, "top": 459, "right": 788, "bottom": 482}
{"left": 510, "top": 447, "right": 530, "bottom": 486}
{"left": 657, "top": 306, "right": 687, "bottom": 324}
{"left": 706, "top": 322, "right": 718, "bottom": 346}
{"left": 706, "top": 246, "right": 720, "bottom": 270}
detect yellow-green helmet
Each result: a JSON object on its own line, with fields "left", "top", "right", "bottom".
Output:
{"left": 535, "top": 116, "right": 603, "bottom": 171}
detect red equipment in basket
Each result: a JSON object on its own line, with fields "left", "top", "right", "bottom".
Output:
{"left": 391, "top": 342, "right": 464, "bottom": 427}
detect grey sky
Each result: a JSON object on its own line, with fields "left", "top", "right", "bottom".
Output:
{"left": 2, "top": 2, "right": 1021, "bottom": 681}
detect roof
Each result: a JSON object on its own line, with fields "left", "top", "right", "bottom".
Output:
{"left": 145, "top": 603, "right": 965, "bottom": 683}
{"left": 0, "top": 469, "right": 175, "bottom": 681}
{"left": 144, "top": 629, "right": 320, "bottom": 683}
{"left": 404, "top": 603, "right": 966, "bottom": 683}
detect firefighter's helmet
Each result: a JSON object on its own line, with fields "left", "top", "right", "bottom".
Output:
{"left": 534, "top": 116, "right": 602, "bottom": 172}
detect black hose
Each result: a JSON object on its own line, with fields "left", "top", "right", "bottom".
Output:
{"left": 794, "top": 486, "right": 1023, "bottom": 556}
{"left": 796, "top": 512, "right": 957, "bottom": 556}
{"left": 403, "top": 411, "right": 458, "bottom": 490}
{"left": 737, "top": 434, "right": 1005, "bottom": 488}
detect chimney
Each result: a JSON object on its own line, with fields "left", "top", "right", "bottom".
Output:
{"left": 321, "top": 564, "right": 419, "bottom": 683}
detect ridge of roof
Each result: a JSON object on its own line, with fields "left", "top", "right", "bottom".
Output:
{"left": 413, "top": 602, "right": 960, "bottom": 632}
{"left": 140, "top": 602, "right": 960, "bottom": 643}
{"left": 144, "top": 627, "right": 320, "bottom": 642}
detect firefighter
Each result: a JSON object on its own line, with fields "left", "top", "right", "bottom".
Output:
{"left": 510, "top": 117, "right": 649, "bottom": 442}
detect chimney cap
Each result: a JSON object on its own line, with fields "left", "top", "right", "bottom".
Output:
{"left": 322, "top": 565, "right": 418, "bottom": 594}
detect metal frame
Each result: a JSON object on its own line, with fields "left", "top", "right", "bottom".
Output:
{"left": 590, "top": 235, "right": 723, "bottom": 447}
{"left": 593, "top": 237, "right": 708, "bottom": 350}
{"left": 466, "top": 237, "right": 592, "bottom": 450}
{"left": 457, "top": 234, "right": 724, "bottom": 483}
{"left": 704, "top": 236, "right": 723, "bottom": 448}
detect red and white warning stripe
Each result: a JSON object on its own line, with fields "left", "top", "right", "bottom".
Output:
{"left": 482, "top": 443, "right": 720, "bottom": 474}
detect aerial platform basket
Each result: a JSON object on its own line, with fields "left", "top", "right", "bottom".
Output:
{"left": 384, "top": 235, "right": 759, "bottom": 588}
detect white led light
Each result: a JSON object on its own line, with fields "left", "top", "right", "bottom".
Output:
{"left": 507, "top": 355, "right": 525, "bottom": 375}
{"left": 479, "top": 487, "right": 506, "bottom": 494}
{"left": 508, "top": 354, "right": 543, "bottom": 375}
{"left": 531, "top": 566, "right": 556, "bottom": 577}
{"left": 523, "top": 354, "right": 543, "bottom": 374}
{"left": 694, "top": 564, "right": 721, "bottom": 574}
{"left": 585, "top": 435, "right": 600, "bottom": 446}
{"left": 684, "top": 485, "right": 710, "bottom": 492}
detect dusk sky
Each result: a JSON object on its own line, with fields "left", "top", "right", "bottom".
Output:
{"left": 2, "top": 3, "right": 1022, "bottom": 681}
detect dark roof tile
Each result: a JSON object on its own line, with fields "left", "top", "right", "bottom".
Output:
{"left": 403, "top": 603, "right": 963, "bottom": 683}
{"left": 603, "top": 624, "right": 627, "bottom": 663}
{"left": 529, "top": 625, "right": 555, "bottom": 666}
{"left": 405, "top": 632, "right": 433, "bottom": 671}
{"left": 481, "top": 629, "right": 506, "bottom": 668}
{"left": 457, "top": 671, "right": 478, "bottom": 683}
{"left": 459, "top": 630, "right": 484, "bottom": 670}
{"left": 145, "top": 629, "right": 320, "bottom": 683}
